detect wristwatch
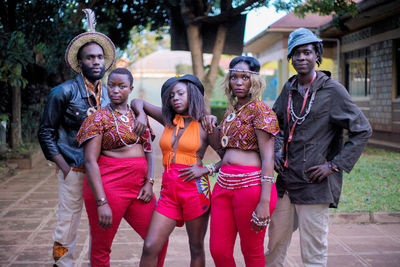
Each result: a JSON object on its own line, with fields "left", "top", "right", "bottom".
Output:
{"left": 146, "top": 177, "right": 155, "bottom": 185}
{"left": 96, "top": 197, "right": 108, "bottom": 207}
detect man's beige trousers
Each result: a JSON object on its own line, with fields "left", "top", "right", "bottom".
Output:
{"left": 266, "top": 193, "right": 329, "bottom": 267}
{"left": 53, "top": 170, "right": 84, "bottom": 267}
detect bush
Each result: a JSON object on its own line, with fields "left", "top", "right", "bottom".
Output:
{"left": 210, "top": 99, "right": 227, "bottom": 122}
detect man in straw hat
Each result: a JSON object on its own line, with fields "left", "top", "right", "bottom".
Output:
{"left": 265, "top": 28, "right": 372, "bottom": 266}
{"left": 38, "top": 9, "right": 115, "bottom": 266}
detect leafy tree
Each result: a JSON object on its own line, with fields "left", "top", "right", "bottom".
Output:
{"left": 0, "top": 0, "right": 167, "bottom": 148}
{"left": 89, "top": 0, "right": 357, "bottom": 109}
{"left": 0, "top": 0, "right": 358, "bottom": 148}
{"left": 274, "top": 0, "right": 359, "bottom": 30}
{"left": 274, "top": 0, "right": 358, "bottom": 18}
{"left": 0, "top": 32, "right": 33, "bottom": 148}
{"left": 80, "top": 1, "right": 170, "bottom": 49}
{"left": 0, "top": 0, "right": 81, "bottom": 148}
{"left": 159, "top": 0, "right": 358, "bottom": 109}
{"left": 124, "top": 26, "right": 171, "bottom": 65}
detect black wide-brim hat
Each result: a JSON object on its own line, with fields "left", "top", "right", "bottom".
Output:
{"left": 161, "top": 74, "right": 204, "bottom": 97}
{"left": 65, "top": 32, "right": 116, "bottom": 74}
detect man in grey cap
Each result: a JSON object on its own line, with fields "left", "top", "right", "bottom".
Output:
{"left": 266, "top": 28, "right": 372, "bottom": 266}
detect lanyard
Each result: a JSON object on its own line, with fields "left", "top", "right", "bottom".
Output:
{"left": 284, "top": 72, "right": 317, "bottom": 168}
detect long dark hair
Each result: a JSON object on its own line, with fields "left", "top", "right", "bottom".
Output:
{"left": 161, "top": 81, "right": 206, "bottom": 126}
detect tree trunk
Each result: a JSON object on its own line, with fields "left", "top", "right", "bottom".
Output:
{"left": 203, "top": 25, "right": 227, "bottom": 112}
{"left": 186, "top": 24, "right": 205, "bottom": 80}
{"left": 10, "top": 86, "right": 22, "bottom": 149}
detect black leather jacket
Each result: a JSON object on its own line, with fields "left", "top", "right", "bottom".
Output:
{"left": 38, "top": 74, "right": 109, "bottom": 167}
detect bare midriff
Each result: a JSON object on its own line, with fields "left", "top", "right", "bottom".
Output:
{"left": 102, "top": 143, "right": 145, "bottom": 158}
{"left": 222, "top": 148, "right": 261, "bottom": 167}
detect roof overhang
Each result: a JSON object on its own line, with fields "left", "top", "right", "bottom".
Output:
{"left": 319, "top": 0, "right": 400, "bottom": 37}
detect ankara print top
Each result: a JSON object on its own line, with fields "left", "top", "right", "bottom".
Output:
{"left": 76, "top": 107, "right": 154, "bottom": 152}
{"left": 220, "top": 100, "right": 279, "bottom": 151}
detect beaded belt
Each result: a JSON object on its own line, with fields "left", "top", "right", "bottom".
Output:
{"left": 217, "top": 170, "right": 261, "bottom": 189}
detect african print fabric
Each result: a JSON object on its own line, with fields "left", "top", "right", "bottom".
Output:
{"left": 195, "top": 175, "right": 210, "bottom": 199}
{"left": 76, "top": 107, "right": 154, "bottom": 151}
{"left": 220, "top": 100, "right": 279, "bottom": 151}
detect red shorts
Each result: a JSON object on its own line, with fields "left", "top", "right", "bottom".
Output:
{"left": 155, "top": 163, "right": 211, "bottom": 227}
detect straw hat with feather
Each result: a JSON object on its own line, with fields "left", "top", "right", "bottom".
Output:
{"left": 65, "top": 9, "right": 116, "bottom": 74}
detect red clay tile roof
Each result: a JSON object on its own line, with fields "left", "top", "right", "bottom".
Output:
{"left": 269, "top": 13, "right": 332, "bottom": 29}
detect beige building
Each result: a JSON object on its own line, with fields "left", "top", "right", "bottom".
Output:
{"left": 244, "top": 0, "right": 400, "bottom": 150}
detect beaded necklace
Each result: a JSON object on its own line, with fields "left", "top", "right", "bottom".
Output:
{"left": 284, "top": 71, "right": 317, "bottom": 167}
{"left": 108, "top": 104, "right": 139, "bottom": 147}
{"left": 289, "top": 90, "right": 316, "bottom": 125}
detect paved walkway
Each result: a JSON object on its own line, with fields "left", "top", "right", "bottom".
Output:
{"left": 1, "top": 119, "right": 399, "bottom": 266}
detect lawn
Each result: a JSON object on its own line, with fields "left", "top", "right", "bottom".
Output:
{"left": 335, "top": 146, "right": 400, "bottom": 213}
{"left": 206, "top": 146, "right": 400, "bottom": 213}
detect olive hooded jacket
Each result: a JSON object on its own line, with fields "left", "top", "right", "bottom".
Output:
{"left": 273, "top": 71, "right": 372, "bottom": 208}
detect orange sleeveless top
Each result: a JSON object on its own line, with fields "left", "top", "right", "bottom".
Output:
{"left": 159, "top": 115, "right": 200, "bottom": 170}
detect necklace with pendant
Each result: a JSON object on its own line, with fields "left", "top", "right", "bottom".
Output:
{"left": 120, "top": 114, "right": 130, "bottom": 123}
{"left": 82, "top": 74, "right": 102, "bottom": 116}
{"left": 221, "top": 101, "right": 254, "bottom": 147}
{"left": 108, "top": 104, "right": 139, "bottom": 146}
{"left": 110, "top": 104, "right": 131, "bottom": 127}
{"left": 108, "top": 104, "right": 133, "bottom": 132}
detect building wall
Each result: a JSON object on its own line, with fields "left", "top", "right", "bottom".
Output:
{"left": 257, "top": 40, "right": 285, "bottom": 65}
{"left": 338, "top": 18, "right": 400, "bottom": 137}
{"left": 369, "top": 40, "right": 394, "bottom": 132}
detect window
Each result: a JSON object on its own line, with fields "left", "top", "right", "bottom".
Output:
{"left": 345, "top": 48, "right": 370, "bottom": 97}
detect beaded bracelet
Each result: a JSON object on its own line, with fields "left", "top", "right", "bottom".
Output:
{"left": 205, "top": 163, "right": 216, "bottom": 176}
{"left": 250, "top": 211, "right": 271, "bottom": 227}
{"left": 261, "top": 175, "right": 274, "bottom": 183}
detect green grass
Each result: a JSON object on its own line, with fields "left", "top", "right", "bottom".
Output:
{"left": 205, "top": 147, "right": 400, "bottom": 213}
{"left": 334, "top": 146, "right": 400, "bottom": 213}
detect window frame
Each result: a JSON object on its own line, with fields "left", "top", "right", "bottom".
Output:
{"left": 344, "top": 47, "right": 371, "bottom": 98}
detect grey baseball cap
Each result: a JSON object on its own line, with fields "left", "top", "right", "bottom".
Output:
{"left": 287, "top": 28, "right": 322, "bottom": 57}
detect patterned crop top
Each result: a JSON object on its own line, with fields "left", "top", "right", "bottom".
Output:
{"left": 220, "top": 100, "right": 279, "bottom": 151}
{"left": 76, "top": 107, "right": 154, "bottom": 152}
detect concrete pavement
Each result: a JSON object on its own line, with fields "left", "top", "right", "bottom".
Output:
{"left": 0, "top": 119, "right": 399, "bottom": 266}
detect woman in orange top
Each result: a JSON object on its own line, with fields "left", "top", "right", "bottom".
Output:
{"left": 132, "top": 75, "right": 222, "bottom": 267}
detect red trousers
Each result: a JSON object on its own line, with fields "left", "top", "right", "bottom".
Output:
{"left": 210, "top": 165, "right": 277, "bottom": 267}
{"left": 83, "top": 156, "right": 167, "bottom": 267}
